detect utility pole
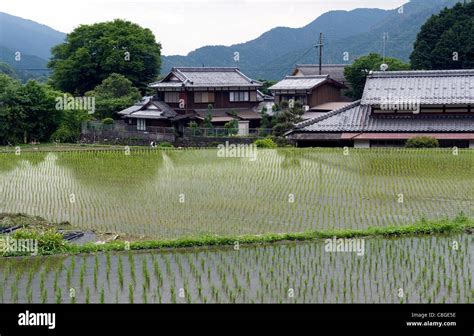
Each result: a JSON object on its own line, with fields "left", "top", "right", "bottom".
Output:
{"left": 382, "top": 32, "right": 389, "bottom": 63}
{"left": 315, "top": 32, "right": 324, "bottom": 75}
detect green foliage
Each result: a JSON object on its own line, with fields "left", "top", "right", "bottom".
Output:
{"left": 411, "top": 2, "right": 474, "bottom": 70}
{"left": 0, "top": 74, "right": 62, "bottom": 145}
{"left": 102, "top": 118, "right": 114, "bottom": 125}
{"left": 48, "top": 19, "right": 161, "bottom": 94}
{"left": 405, "top": 136, "right": 439, "bottom": 148}
{"left": 64, "top": 215, "right": 473, "bottom": 256}
{"left": 0, "top": 62, "right": 18, "bottom": 79}
{"left": 272, "top": 101, "right": 304, "bottom": 136}
{"left": 344, "top": 53, "right": 410, "bottom": 99}
{"left": 260, "top": 110, "right": 272, "bottom": 130}
{"left": 86, "top": 73, "right": 141, "bottom": 120}
{"left": 158, "top": 141, "right": 173, "bottom": 148}
{"left": 52, "top": 105, "right": 91, "bottom": 143}
{"left": 257, "top": 79, "right": 277, "bottom": 95}
{"left": 254, "top": 137, "right": 277, "bottom": 148}
{"left": 203, "top": 113, "right": 213, "bottom": 129}
{"left": 224, "top": 112, "right": 238, "bottom": 135}
{"left": 1, "top": 228, "right": 68, "bottom": 256}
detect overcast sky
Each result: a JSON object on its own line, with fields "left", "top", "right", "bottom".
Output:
{"left": 0, "top": 0, "right": 407, "bottom": 56}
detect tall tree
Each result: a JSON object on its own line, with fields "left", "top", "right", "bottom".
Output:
{"left": 48, "top": 19, "right": 161, "bottom": 95}
{"left": 344, "top": 53, "right": 410, "bottom": 100}
{"left": 410, "top": 2, "right": 474, "bottom": 70}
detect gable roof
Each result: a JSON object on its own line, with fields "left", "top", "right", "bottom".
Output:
{"left": 150, "top": 67, "right": 262, "bottom": 89}
{"left": 292, "top": 64, "right": 348, "bottom": 84}
{"left": 361, "top": 69, "right": 474, "bottom": 105}
{"left": 118, "top": 96, "right": 177, "bottom": 120}
{"left": 268, "top": 75, "right": 346, "bottom": 92}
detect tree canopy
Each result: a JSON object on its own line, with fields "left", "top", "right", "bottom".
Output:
{"left": 86, "top": 73, "right": 141, "bottom": 120}
{"left": 48, "top": 19, "right": 161, "bottom": 95}
{"left": 0, "top": 74, "right": 62, "bottom": 144}
{"left": 272, "top": 101, "right": 304, "bottom": 136}
{"left": 344, "top": 53, "right": 410, "bottom": 99}
{"left": 410, "top": 2, "right": 474, "bottom": 70}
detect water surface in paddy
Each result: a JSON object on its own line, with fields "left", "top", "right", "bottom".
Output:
{"left": 0, "top": 149, "right": 472, "bottom": 238}
{"left": 0, "top": 234, "right": 471, "bottom": 304}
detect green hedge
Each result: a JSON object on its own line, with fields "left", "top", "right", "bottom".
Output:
{"left": 406, "top": 136, "right": 439, "bottom": 148}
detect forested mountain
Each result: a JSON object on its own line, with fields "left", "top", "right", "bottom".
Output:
{"left": 162, "top": 0, "right": 462, "bottom": 79}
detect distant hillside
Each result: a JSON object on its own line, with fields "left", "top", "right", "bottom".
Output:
{"left": 0, "top": 12, "right": 65, "bottom": 59}
{"left": 162, "top": 0, "right": 462, "bottom": 80}
{"left": 0, "top": 46, "right": 50, "bottom": 82}
{"left": 0, "top": 12, "right": 65, "bottom": 81}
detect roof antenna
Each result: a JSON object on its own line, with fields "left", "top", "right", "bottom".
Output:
{"left": 380, "top": 63, "right": 389, "bottom": 72}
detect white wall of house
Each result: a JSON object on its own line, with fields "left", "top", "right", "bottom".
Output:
{"left": 238, "top": 121, "right": 250, "bottom": 136}
{"left": 354, "top": 139, "right": 370, "bottom": 148}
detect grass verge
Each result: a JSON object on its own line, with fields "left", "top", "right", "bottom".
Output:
{"left": 1, "top": 215, "right": 472, "bottom": 257}
{"left": 68, "top": 215, "right": 474, "bottom": 256}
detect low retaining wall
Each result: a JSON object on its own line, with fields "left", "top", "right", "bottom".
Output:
{"left": 175, "top": 136, "right": 255, "bottom": 148}
{"left": 81, "top": 131, "right": 175, "bottom": 146}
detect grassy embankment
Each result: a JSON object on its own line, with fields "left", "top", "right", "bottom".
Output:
{"left": 1, "top": 214, "right": 472, "bottom": 257}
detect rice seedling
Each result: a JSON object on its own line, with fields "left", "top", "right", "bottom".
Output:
{"left": 0, "top": 148, "right": 470, "bottom": 238}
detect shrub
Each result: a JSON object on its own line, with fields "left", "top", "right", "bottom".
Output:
{"left": 102, "top": 118, "right": 114, "bottom": 125}
{"left": 51, "top": 126, "right": 78, "bottom": 143}
{"left": 254, "top": 137, "right": 277, "bottom": 148}
{"left": 158, "top": 141, "right": 173, "bottom": 148}
{"left": 405, "top": 136, "right": 439, "bottom": 148}
{"left": 2, "top": 228, "right": 68, "bottom": 256}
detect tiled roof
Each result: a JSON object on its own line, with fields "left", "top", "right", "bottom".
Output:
{"left": 291, "top": 101, "right": 474, "bottom": 134}
{"left": 150, "top": 67, "right": 262, "bottom": 88}
{"left": 194, "top": 108, "right": 261, "bottom": 121}
{"left": 361, "top": 70, "right": 474, "bottom": 105}
{"left": 118, "top": 97, "right": 177, "bottom": 119}
{"left": 293, "top": 64, "right": 349, "bottom": 84}
{"left": 269, "top": 75, "right": 330, "bottom": 91}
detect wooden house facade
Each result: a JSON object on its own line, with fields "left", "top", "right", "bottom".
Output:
{"left": 118, "top": 67, "right": 263, "bottom": 133}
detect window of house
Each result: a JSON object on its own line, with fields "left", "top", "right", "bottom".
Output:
{"left": 230, "top": 91, "right": 249, "bottom": 102}
{"left": 250, "top": 91, "right": 257, "bottom": 102}
{"left": 194, "top": 92, "right": 215, "bottom": 103}
{"left": 164, "top": 92, "right": 179, "bottom": 103}
{"left": 137, "top": 119, "right": 146, "bottom": 131}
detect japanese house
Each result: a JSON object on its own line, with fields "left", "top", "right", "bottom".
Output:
{"left": 268, "top": 75, "right": 350, "bottom": 115}
{"left": 292, "top": 64, "right": 350, "bottom": 87}
{"left": 286, "top": 69, "right": 474, "bottom": 148}
{"left": 118, "top": 67, "right": 263, "bottom": 133}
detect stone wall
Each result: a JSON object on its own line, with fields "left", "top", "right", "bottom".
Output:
{"left": 174, "top": 136, "right": 255, "bottom": 148}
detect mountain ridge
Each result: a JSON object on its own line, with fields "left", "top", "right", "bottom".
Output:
{"left": 162, "top": 0, "right": 462, "bottom": 79}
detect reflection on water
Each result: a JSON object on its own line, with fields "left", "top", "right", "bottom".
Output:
{"left": 0, "top": 149, "right": 472, "bottom": 238}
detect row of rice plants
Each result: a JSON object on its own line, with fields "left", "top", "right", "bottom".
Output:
{"left": 0, "top": 148, "right": 472, "bottom": 238}
{"left": 0, "top": 234, "right": 470, "bottom": 303}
